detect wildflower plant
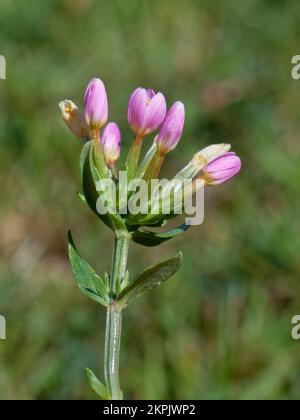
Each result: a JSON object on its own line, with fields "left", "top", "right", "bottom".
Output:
{"left": 59, "top": 78, "right": 241, "bottom": 400}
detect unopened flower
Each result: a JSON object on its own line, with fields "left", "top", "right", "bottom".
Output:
{"left": 84, "top": 78, "right": 108, "bottom": 131}
{"left": 192, "top": 144, "right": 231, "bottom": 167}
{"left": 127, "top": 88, "right": 166, "bottom": 136}
{"left": 101, "top": 122, "right": 121, "bottom": 165}
{"left": 156, "top": 102, "right": 185, "bottom": 154}
{"left": 59, "top": 100, "right": 90, "bottom": 140}
{"left": 175, "top": 143, "right": 232, "bottom": 182}
{"left": 201, "top": 152, "right": 241, "bottom": 185}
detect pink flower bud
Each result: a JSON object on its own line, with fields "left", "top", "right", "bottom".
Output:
{"left": 127, "top": 88, "right": 166, "bottom": 136}
{"left": 59, "top": 100, "right": 90, "bottom": 140}
{"left": 84, "top": 78, "right": 108, "bottom": 130}
{"left": 202, "top": 152, "right": 241, "bottom": 185}
{"left": 156, "top": 102, "right": 185, "bottom": 154}
{"left": 101, "top": 122, "right": 121, "bottom": 164}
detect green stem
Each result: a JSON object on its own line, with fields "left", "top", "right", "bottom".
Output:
{"left": 104, "top": 305, "right": 123, "bottom": 400}
{"left": 104, "top": 230, "right": 130, "bottom": 400}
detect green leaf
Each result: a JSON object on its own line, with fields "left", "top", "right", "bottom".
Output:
{"left": 132, "top": 224, "right": 191, "bottom": 247}
{"left": 117, "top": 252, "right": 183, "bottom": 307}
{"left": 79, "top": 140, "right": 92, "bottom": 179}
{"left": 85, "top": 368, "right": 111, "bottom": 400}
{"left": 68, "top": 231, "right": 109, "bottom": 306}
{"left": 92, "top": 139, "right": 110, "bottom": 179}
{"left": 80, "top": 142, "right": 114, "bottom": 230}
{"left": 80, "top": 142, "right": 102, "bottom": 215}
{"left": 80, "top": 142, "right": 126, "bottom": 231}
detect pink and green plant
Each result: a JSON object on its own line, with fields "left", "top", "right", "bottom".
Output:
{"left": 59, "top": 77, "right": 241, "bottom": 400}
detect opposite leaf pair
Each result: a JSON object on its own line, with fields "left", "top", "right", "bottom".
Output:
{"left": 68, "top": 231, "right": 182, "bottom": 310}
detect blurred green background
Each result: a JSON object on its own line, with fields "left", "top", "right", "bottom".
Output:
{"left": 1, "top": 0, "right": 300, "bottom": 400}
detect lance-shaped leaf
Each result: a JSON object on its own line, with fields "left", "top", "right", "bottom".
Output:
{"left": 132, "top": 224, "right": 190, "bottom": 247}
{"left": 68, "top": 231, "right": 109, "bottom": 306}
{"left": 80, "top": 142, "right": 113, "bottom": 230}
{"left": 85, "top": 368, "right": 111, "bottom": 400}
{"left": 80, "top": 143, "right": 127, "bottom": 233}
{"left": 117, "top": 252, "right": 183, "bottom": 307}
{"left": 88, "top": 143, "right": 127, "bottom": 232}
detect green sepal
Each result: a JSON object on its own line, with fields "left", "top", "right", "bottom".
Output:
{"left": 117, "top": 252, "right": 183, "bottom": 308}
{"left": 85, "top": 368, "right": 111, "bottom": 400}
{"left": 68, "top": 231, "right": 109, "bottom": 307}
{"left": 132, "top": 223, "right": 191, "bottom": 247}
{"left": 134, "top": 141, "right": 157, "bottom": 181}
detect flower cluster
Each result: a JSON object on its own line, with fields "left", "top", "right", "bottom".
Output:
{"left": 61, "top": 77, "right": 241, "bottom": 400}
{"left": 59, "top": 77, "right": 241, "bottom": 239}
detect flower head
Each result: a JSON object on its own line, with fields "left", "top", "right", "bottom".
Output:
{"left": 202, "top": 152, "right": 241, "bottom": 185}
{"left": 101, "top": 122, "right": 121, "bottom": 165}
{"left": 59, "top": 100, "right": 90, "bottom": 140}
{"left": 156, "top": 102, "right": 185, "bottom": 154}
{"left": 84, "top": 78, "right": 108, "bottom": 131}
{"left": 127, "top": 88, "right": 166, "bottom": 136}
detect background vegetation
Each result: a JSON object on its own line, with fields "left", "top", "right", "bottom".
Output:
{"left": 1, "top": 0, "right": 300, "bottom": 400}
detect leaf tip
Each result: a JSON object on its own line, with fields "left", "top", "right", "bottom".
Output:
{"left": 84, "top": 367, "right": 110, "bottom": 400}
